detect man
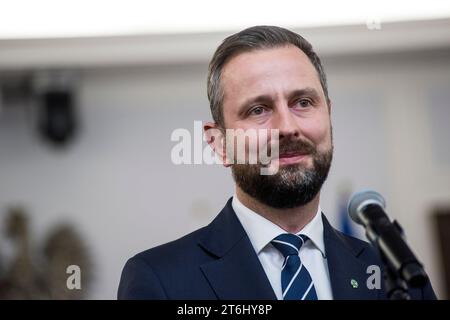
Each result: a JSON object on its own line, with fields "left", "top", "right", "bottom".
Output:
{"left": 118, "top": 26, "right": 436, "bottom": 300}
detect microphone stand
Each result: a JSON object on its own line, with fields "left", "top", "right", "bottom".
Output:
{"left": 382, "top": 259, "right": 411, "bottom": 300}
{"left": 365, "top": 218, "right": 426, "bottom": 300}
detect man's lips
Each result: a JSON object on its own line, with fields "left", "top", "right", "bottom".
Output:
{"left": 276, "top": 152, "right": 309, "bottom": 165}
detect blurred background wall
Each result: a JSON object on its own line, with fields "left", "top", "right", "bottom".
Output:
{"left": 0, "top": 7, "right": 450, "bottom": 299}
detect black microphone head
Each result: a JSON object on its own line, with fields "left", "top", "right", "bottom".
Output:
{"left": 347, "top": 190, "right": 386, "bottom": 225}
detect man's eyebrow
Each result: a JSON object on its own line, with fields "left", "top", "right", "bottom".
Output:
{"left": 287, "top": 88, "right": 321, "bottom": 100}
{"left": 237, "top": 94, "right": 274, "bottom": 116}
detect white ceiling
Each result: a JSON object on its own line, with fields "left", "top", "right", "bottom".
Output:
{"left": 1, "top": 0, "right": 450, "bottom": 39}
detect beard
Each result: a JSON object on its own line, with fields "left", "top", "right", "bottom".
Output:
{"left": 231, "top": 137, "right": 333, "bottom": 209}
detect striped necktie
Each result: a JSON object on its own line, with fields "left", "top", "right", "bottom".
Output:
{"left": 271, "top": 233, "right": 318, "bottom": 300}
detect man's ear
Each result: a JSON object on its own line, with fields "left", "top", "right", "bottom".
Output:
{"left": 203, "top": 121, "right": 231, "bottom": 167}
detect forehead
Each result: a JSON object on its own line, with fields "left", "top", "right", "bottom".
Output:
{"left": 221, "top": 45, "right": 323, "bottom": 102}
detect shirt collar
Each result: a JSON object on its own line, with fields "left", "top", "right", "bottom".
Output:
{"left": 232, "top": 195, "right": 326, "bottom": 258}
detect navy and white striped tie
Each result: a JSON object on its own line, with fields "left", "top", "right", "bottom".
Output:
{"left": 271, "top": 233, "right": 318, "bottom": 300}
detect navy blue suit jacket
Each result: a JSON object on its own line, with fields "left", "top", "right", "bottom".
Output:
{"left": 118, "top": 198, "right": 436, "bottom": 299}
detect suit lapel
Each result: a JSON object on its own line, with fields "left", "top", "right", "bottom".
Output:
{"left": 198, "top": 198, "right": 277, "bottom": 300}
{"left": 322, "top": 214, "right": 378, "bottom": 299}
{"left": 200, "top": 236, "right": 277, "bottom": 299}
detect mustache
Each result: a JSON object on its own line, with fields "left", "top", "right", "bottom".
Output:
{"left": 271, "top": 138, "right": 316, "bottom": 156}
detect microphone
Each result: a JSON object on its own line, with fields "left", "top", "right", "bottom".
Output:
{"left": 348, "top": 190, "right": 427, "bottom": 288}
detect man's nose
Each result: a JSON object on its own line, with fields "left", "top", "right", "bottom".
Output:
{"left": 272, "top": 104, "right": 300, "bottom": 140}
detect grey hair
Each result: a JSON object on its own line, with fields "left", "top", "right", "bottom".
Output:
{"left": 207, "top": 25, "right": 330, "bottom": 127}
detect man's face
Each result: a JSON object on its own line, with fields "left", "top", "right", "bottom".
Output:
{"left": 220, "top": 45, "right": 333, "bottom": 208}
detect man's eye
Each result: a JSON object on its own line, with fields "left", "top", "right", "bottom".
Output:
{"left": 249, "top": 106, "right": 266, "bottom": 115}
{"left": 297, "top": 99, "right": 312, "bottom": 108}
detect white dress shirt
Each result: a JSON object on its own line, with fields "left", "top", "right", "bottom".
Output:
{"left": 232, "top": 195, "right": 333, "bottom": 300}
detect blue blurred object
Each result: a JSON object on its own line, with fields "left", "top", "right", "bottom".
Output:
{"left": 338, "top": 191, "right": 356, "bottom": 237}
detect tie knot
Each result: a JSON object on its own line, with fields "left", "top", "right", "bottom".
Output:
{"left": 271, "top": 233, "right": 309, "bottom": 257}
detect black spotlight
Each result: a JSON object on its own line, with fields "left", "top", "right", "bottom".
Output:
{"left": 38, "top": 89, "right": 77, "bottom": 147}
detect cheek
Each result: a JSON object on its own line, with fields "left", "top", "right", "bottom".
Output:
{"left": 300, "top": 117, "right": 332, "bottom": 148}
